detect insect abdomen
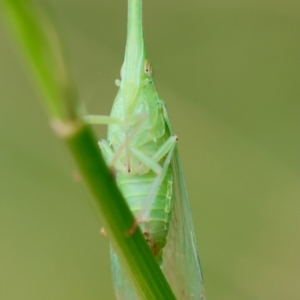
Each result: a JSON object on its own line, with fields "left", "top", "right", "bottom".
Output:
{"left": 116, "top": 167, "right": 173, "bottom": 264}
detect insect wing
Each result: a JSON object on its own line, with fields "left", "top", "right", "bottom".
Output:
{"left": 110, "top": 246, "right": 139, "bottom": 300}
{"left": 161, "top": 147, "right": 205, "bottom": 300}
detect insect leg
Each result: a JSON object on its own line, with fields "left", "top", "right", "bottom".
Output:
{"left": 159, "top": 100, "right": 175, "bottom": 136}
{"left": 127, "top": 135, "right": 178, "bottom": 235}
{"left": 84, "top": 115, "right": 121, "bottom": 125}
{"left": 130, "top": 135, "right": 178, "bottom": 174}
{"left": 99, "top": 139, "right": 114, "bottom": 162}
{"left": 84, "top": 114, "right": 124, "bottom": 169}
{"left": 103, "top": 113, "right": 148, "bottom": 170}
{"left": 139, "top": 135, "right": 177, "bottom": 219}
{"left": 130, "top": 147, "right": 162, "bottom": 174}
{"left": 152, "top": 135, "right": 178, "bottom": 162}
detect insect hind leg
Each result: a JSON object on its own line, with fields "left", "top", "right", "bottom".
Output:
{"left": 130, "top": 134, "right": 178, "bottom": 175}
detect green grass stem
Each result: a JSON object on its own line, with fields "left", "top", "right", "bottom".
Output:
{"left": 1, "top": 0, "right": 176, "bottom": 299}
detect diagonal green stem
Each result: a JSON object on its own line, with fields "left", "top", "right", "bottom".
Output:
{"left": 1, "top": 0, "right": 176, "bottom": 299}
{"left": 65, "top": 125, "right": 176, "bottom": 299}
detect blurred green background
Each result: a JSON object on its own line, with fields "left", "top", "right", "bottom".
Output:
{"left": 1, "top": 0, "right": 300, "bottom": 299}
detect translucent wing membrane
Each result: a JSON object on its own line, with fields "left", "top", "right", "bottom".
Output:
{"left": 111, "top": 248, "right": 139, "bottom": 300}
{"left": 110, "top": 148, "right": 205, "bottom": 299}
{"left": 161, "top": 147, "right": 205, "bottom": 300}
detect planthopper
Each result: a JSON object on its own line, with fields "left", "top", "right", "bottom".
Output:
{"left": 85, "top": 0, "right": 205, "bottom": 299}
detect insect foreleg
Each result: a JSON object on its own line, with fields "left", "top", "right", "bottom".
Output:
{"left": 84, "top": 115, "right": 121, "bottom": 125}
{"left": 99, "top": 112, "right": 148, "bottom": 170}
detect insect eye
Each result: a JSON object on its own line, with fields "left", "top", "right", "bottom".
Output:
{"left": 144, "top": 59, "right": 153, "bottom": 76}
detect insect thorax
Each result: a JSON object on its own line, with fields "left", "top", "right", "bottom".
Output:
{"left": 107, "top": 81, "right": 168, "bottom": 175}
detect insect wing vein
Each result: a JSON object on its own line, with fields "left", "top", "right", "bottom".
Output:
{"left": 161, "top": 148, "right": 205, "bottom": 300}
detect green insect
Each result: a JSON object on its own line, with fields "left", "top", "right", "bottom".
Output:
{"left": 85, "top": 0, "right": 205, "bottom": 299}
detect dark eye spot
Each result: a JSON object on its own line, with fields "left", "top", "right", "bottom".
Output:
{"left": 144, "top": 59, "right": 153, "bottom": 76}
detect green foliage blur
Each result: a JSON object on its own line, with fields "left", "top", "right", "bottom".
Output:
{"left": 0, "top": 1, "right": 299, "bottom": 299}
